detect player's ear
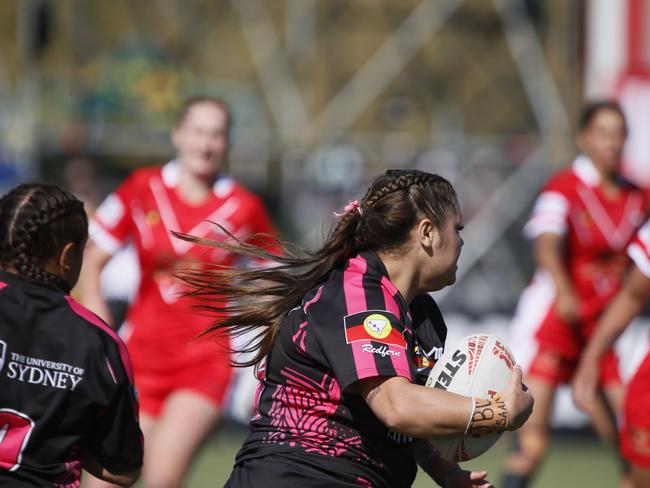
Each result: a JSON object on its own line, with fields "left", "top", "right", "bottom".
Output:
{"left": 58, "top": 242, "right": 76, "bottom": 272}
{"left": 416, "top": 218, "right": 441, "bottom": 250}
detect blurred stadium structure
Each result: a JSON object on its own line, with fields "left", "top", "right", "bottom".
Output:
{"left": 0, "top": 0, "right": 648, "bottom": 444}
{"left": 0, "top": 1, "right": 648, "bottom": 336}
{"left": 0, "top": 0, "right": 586, "bottom": 316}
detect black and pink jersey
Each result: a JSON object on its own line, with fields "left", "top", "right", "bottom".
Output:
{"left": 233, "top": 252, "right": 446, "bottom": 488}
{"left": 0, "top": 271, "right": 143, "bottom": 487}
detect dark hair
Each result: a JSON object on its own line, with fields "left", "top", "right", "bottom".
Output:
{"left": 0, "top": 183, "right": 88, "bottom": 293}
{"left": 579, "top": 100, "right": 627, "bottom": 134}
{"left": 175, "top": 169, "right": 459, "bottom": 368}
{"left": 175, "top": 95, "right": 231, "bottom": 128}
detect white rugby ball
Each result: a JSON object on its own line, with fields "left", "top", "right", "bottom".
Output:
{"left": 424, "top": 334, "right": 515, "bottom": 461}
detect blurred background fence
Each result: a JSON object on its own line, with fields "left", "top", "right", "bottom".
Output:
{"left": 0, "top": 0, "right": 588, "bottom": 315}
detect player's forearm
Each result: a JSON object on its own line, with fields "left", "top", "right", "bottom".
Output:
{"left": 360, "top": 376, "right": 506, "bottom": 438}
{"left": 534, "top": 233, "right": 572, "bottom": 292}
{"left": 96, "top": 468, "right": 140, "bottom": 487}
{"left": 582, "top": 267, "right": 649, "bottom": 364}
{"left": 385, "top": 383, "right": 472, "bottom": 437}
{"left": 82, "top": 451, "right": 140, "bottom": 486}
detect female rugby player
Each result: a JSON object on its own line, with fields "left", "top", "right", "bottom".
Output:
{"left": 573, "top": 218, "right": 650, "bottom": 488}
{"left": 79, "top": 96, "right": 277, "bottom": 487}
{"left": 0, "top": 183, "right": 142, "bottom": 487}
{"left": 176, "top": 169, "right": 534, "bottom": 487}
{"left": 503, "top": 101, "right": 649, "bottom": 488}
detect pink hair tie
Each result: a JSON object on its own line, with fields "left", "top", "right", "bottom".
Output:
{"left": 334, "top": 200, "right": 363, "bottom": 217}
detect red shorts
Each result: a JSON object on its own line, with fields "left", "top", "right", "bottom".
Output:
{"left": 528, "top": 308, "right": 621, "bottom": 386}
{"left": 528, "top": 346, "right": 620, "bottom": 386}
{"left": 621, "top": 353, "right": 650, "bottom": 469}
{"left": 126, "top": 329, "right": 234, "bottom": 417}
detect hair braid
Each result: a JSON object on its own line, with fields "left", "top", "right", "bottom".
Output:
{"left": 363, "top": 171, "right": 438, "bottom": 209}
{"left": 355, "top": 170, "right": 453, "bottom": 251}
{"left": 0, "top": 183, "right": 88, "bottom": 293}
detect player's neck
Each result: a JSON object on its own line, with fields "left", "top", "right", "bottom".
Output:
{"left": 177, "top": 171, "right": 214, "bottom": 204}
{"left": 596, "top": 169, "right": 621, "bottom": 196}
{"left": 377, "top": 250, "right": 420, "bottom": 305}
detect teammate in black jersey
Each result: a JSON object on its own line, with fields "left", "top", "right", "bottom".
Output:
{"left": 176, "top": 170, "right": 534, "bottom": 487}
{"left": 0, "top": 183, "right": 143, "bottom": 487}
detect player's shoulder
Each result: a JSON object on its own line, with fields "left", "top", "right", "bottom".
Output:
{"left": 410, "top": 294, "right": 445, "bottom": 325}
{"left": 64, "top": 298, "right": 134, "bottom": 380}
{"left": 411, "top": 293, "right": 439, "bottom": 313}
{"left": 305, "top": 271, "right": 347, "bottom": 316}
{"left": 618, "top": 175, "right": 649, "bottom": 196}
{"left": 542, "top": 168, "right": 578, "bottom": 193}
{"left": 410, "top": 294, "right": 448, "bottom": 346}
{"left": 315, "top": 252, "right": 399, "bottom": 315}
{"left": 301, "top": 263, "right": 361, "bottom": 326}
{"left": 62, "top": 297, "right": 127, "bottom": 356}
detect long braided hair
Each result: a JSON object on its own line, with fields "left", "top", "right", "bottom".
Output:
{"left": 0, "top": 183, "right": 88, "bottom": 293}
{"left": 175, "top": 169, "right": 459, "bottom": 367}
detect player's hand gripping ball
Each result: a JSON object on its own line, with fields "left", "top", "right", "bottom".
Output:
{"left": 425, "top": 334, "right": 516, "bottom": 461}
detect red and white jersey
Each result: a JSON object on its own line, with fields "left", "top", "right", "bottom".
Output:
{"left": 524, "top": 155, "right": 649, "bottom": 302}
{"left": 509, "top": 156, "right": 649, "bottom": 371}
{"left": 628, "top": 220, "right": 650, "bottom": 279}
{"left": 90, "top": 161, "right": 276, "bottom": 349}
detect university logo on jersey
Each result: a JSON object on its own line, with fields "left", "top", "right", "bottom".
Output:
{"left": 344, "top": 311, "right": 406, "bottom": 348}
{"left": 0, "top": 341, "right": 5, "bottom": 374}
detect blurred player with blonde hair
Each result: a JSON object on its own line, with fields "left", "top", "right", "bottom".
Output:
{"left": 79, "top": 96, "right": 277, "bottom": 487}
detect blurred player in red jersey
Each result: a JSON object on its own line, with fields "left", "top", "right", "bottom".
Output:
{"left": 502, "top": 101, "right": 649, "bottom": 488}
{"left": 0, "top": 183, "right": 142, "bottom": 487}
{"left": 173, "top": 170, "right": 533, "bottom": 488}
{"left": 573, "top": 218, "right": 650, "bottom": 488}
{"left": 78, "top": 96, "right": 277, "bottom": 488}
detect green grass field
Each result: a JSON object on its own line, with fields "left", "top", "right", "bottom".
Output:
{"left": 181, "top": 425, "right": 621, "bottom": 487}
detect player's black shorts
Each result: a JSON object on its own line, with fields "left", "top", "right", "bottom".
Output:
{"left": 224, "top": 453, "right": 382, "bottom": 488}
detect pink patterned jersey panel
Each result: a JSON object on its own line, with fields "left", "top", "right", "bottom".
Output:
{"left": 265, "top": 366, "right": 363, "bottom": 457}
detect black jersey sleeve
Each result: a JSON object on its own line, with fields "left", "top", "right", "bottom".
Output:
{"left": 63, "top": 296, "right": 143, "bottom": 473}
{"left": 84, "top": 353, "right": 143, "bottom": 474}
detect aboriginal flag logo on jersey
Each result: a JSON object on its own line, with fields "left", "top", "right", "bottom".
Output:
{"left": 344, "top": 311, "right": 406, "bottom": 348}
